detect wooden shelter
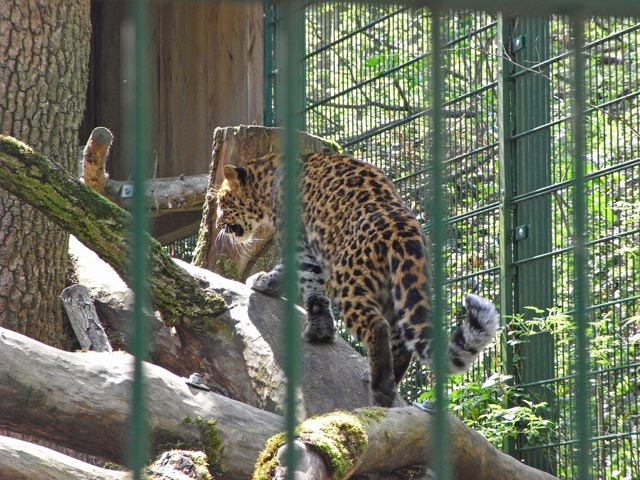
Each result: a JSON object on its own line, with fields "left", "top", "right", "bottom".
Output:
{"left": 80, "top": 0, "right": 264, "bottom": 243}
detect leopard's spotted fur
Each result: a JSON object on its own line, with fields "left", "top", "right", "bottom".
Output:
{"left": 216, "top": 152, "right": 499, "bottom": 407}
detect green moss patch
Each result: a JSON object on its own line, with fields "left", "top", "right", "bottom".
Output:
{"left": 253, "top": 411, "right": 370, "bottom": 480}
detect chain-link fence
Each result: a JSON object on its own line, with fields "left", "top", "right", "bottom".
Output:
{"left": 265, "top": 4, "right": 639, "bottom": 478}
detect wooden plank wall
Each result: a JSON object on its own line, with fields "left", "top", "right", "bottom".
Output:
{"left": 81, "top": 0, "right": 264, "bottom": 180}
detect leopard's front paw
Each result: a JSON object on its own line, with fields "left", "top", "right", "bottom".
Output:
{"left": 246, "top": 271, "right": 280, "bottom": 295}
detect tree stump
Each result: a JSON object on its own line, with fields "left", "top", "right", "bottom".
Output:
{"left": 192, "top": 125, "right": 338, "bottom": 281}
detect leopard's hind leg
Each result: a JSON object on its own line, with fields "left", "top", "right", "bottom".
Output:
{"left": 336, "top": 291, "right": 396, "bottom": 407}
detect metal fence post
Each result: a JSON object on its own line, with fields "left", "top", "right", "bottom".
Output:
{"left": 570, "top": 16, "right": 593, "bottom": 480}
{"left": 125, "top": 1, "right": 151, "bottom": 479}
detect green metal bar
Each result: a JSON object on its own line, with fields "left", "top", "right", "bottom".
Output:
{"left": 428, "top": 9, "right": 451, "bottom": 480}
{"left": 277, "top": 1, "right": 304, "bottom": 477}
{"left": 497, "top": 11, "right": 516, "bottom": 457}
{"left": 263, "top": 0, "right": 275, "bottom": 126}
{"left": 570, "top": 17, "right": 592, "bottom": 480}
{"left": 374, "top": 0, "right": 640, "bottom": 16}
{"left": 126, "top": 1, "right": 151, "bottom": 479}
{"left": 304, "top": 5, "right": 410, "bottom": 59}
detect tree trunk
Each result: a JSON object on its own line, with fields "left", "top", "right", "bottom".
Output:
{"left": 0, "top": 1, "right": 90, "bottom": 348}
{"left": 192, "top": 125, "right": 338, "bottom": 281}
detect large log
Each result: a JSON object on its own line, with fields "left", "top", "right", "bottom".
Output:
{"left": 255, "top": 408, "right": 561, "bottom": 480}
{"left": 0, "top": 327, "right": 560, "bottom": 480}
{"left": 69, "top": 235, "right": 396, "bottom": 416}
{"left": 0, "top": 134, "right": 225, "bottom": 324}
{"left": 0, "top": 326, "right": 281, "bottom": 479}
{"left": 0, "top": 435, "right": 130, "bottom": 480}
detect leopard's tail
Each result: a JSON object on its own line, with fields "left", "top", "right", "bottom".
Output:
{"left": 436, "top": 294, "right": 500, "bottom": 374}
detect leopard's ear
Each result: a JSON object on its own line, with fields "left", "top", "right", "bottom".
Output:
{"left": 222, "top": 165, "right": 248, "bottom": 192}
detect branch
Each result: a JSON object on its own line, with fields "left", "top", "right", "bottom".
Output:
{"left": 0, "top": 135, "right": 225, "bottom": 324}
{"left": 104, "top": 174, "right": 209, "bottom": 216}
{"left": 255, "top": 408, "right": 561, "bottom": 480}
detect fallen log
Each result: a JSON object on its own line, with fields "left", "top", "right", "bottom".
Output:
{"left": 0, "top": 327, "right": 559, "bottom": 479}
{"left": 0, "top": 134, "right": 225, "bottom": 324}
{"left": 0, "top": 326, "right": 281, "bottom": 479}
{"left": 69, "top": 235, "right": 396, "bottom": 416}
{"left": 0, "top": 435, "right": 130, "bottom": 480}
{"left": 255, "top": 408, "right": 561, "bottom": 480}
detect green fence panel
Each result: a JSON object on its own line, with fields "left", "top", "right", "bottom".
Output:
{"left": 157, "top": 2, "right": 639, "bottom": 478}
{"left": 279, "top": 4, "right": 640, "bottom": 479}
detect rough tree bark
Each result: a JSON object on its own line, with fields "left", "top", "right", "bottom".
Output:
{"left": 0, "top": 0, "right": 90, "bottom": 348}
{"left": 192, "top": 125, "right": 338, "bottom": 281}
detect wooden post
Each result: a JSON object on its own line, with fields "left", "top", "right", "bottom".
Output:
{"left": 81, "top": 127, "right": 113, "bottom": 194}
{"left": 192, "top": 125, "right": 337, "bottom": 281}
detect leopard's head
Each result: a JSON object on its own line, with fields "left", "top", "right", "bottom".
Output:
{"left": 215, "top": 164, "right": 270, "bottom": 244}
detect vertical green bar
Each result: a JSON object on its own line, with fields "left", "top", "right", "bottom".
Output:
{"left": 263, "top": 0, "right": 275, "bottom": 126}
{"left": 496, "top": 13, "right": 516, "bottom": 457}
{"left": 429, "top": 9, "right": 451, "bottom": 480}
{"left": 277, "top": 1, "right": 304, "bottom": 477}
{"left": 125, "top": 1, "right": 150, "bottom": 478}
{"left": 570, "top": 17, "right": 592, "bottom": 480}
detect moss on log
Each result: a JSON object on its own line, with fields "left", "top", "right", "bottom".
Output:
{"left": 0, "top": 135, "right": 225, "bottom": 324}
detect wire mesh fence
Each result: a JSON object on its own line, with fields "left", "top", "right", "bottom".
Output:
{"left": 263, "top": 4, "right": 640, "bottom": 478}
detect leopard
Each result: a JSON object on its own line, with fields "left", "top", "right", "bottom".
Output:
{"left": 215, "top": 152, "right": 500, "bottom": 407}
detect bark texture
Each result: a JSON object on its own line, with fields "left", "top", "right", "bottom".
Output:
{"left": 256, "top": 408, "right": 561, "bottom": 480}
{"left": 0, "top": 1, "right": 90, "bottom": 348}
{"left": 0, "top": 327, "right": 281, "bottom": 480}
{"left": 0, "top": 327, "right": 559, "bottom": 480}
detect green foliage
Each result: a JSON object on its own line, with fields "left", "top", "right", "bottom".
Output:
{"left": 419, "top": 372, "right": 555, "bottom": 449}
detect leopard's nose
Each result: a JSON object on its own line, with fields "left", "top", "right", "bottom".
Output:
{"left": 225, "top": 223, "right": 244, "bottom": 237}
